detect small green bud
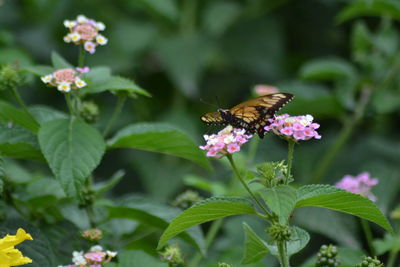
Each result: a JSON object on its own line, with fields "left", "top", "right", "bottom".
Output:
{"left": 0, "top": 65, "right": 22, "bottom": 90}
{"left": 160, "top": 244, "right": 184, "bottom": 264}
{"left": 172, "top": 190, "right": 203, "bottom": 209}
{"left": 256, "top": 161, "right": 288, "bottom": 187}
{"left": 80, "top": 101, "right": 99, "bottom": 123}
{"left": 267, "top": 223, "right": 291, "bottom": 242}
{"left": 355, "top": 256, "right": 383, "bottom": 267}
{"left": 316, "top": 244, "right": 339, "bottom": 267}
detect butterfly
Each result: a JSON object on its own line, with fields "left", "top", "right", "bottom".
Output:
{"left": 200, "top": 93, "right": 294, "bottom": 138}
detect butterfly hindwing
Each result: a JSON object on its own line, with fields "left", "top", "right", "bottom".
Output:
{"left": 201, "top": 93, "right": 293, "bottom": 138}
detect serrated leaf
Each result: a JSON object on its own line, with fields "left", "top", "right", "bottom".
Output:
{"left": 118, "top": 250, "right": 167, "bottom": 267}
{"left": 0, "top": 100, "right": 39, "bottom": 133}
{"left": 158, "top": 196, "right": 256, "bottom": 249}
{"left": 108, "top": 122, "right": 210, "bottom": 169}
{"left": 84, "top": 76, "right": 150, "bottom": 97}
{"left": 266, "top": 226, "right": 310, "bottom": 257}
{"left": 108, "top": 196, "right": 205, "bottom": 254}
{"left": 51, "top": 51, "right": 73, "bottom": 69}
{"left": 259, "top": 185, "right": 297, "bottom": 223}
{"left": 22, "top": 65, "right": 54, "bottom": 76}
{"left": 241, "top": 223, "right": 269, "bottom": 264}
{"left": 336, "top": 0, "right": 400, "bottom": 23}
{"left": 0, "top": 124, "right": 44, "bottom": 161}
{"left": 295, "top": 184, "right": 392, "bottom": 232}
{"left": 38, "top": 118, "right": 105, "bottom": 197}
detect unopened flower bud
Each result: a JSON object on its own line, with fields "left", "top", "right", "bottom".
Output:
{"left": 267, "top": 223, "right": 291, "bottom": 242}
{"left": 172, "top": 190, "right": 203, "bottom": 209}
{"left": 80, "top": 101, "right": 99, "bottom": 123}
{"left": 81, "top": 228, "right": 103, "bottom": 241}
{"left": 316, "top": 244, "right": 340, "bottom": 267}
{"left": 0, "top": 65, "right": 22, "bottom": 90}
{"left": 256, "top": 161, "right": 287, "bottom": 187}
{"left": 355, "top": 256, "right": 383, "bottom": 267}
{"left": 160, "top": 244, "right": 184, "bottom": 264}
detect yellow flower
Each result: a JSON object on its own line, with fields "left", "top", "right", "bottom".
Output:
{"left": 0, "top": 228, "right": 33, "bottom": 267}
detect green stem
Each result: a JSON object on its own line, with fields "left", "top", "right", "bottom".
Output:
{"left": 247, "top": 136, "right": 260, "bottom": 164}
{"left": 78, "top": 46, "right": 86, "bottom": 67}
{"left": 277, "top": 240, "right": 289, "bottom": 267}
{"left": 10, "top": 86, "right": 37, "bottom": 123}
{"left": 180, "top": 0, "right": 197, "bottom": 34}
{"left": 285, "top": 140, "right": 295, "bottom": 184}
{"left": 360, "top": 218, "right": 375, "bottom": 256}
{"left": 311, "top": 86, "right": 372, "bottom": 183}
{"left": 226, "top": 154, "right": 272, "bottom": 218}
{"left": 84, "top": 175, "right": 96, "bottom": 228}
{"left": 103, "top": 94, "right": 127, "bottom": 137}
{"left": 189, "top": 219, "right": 223, "bottom": 267}
{"left": 65, "top": 93, "right": 75, "bottom": 116}
{"left": 387, "top": 247, "right": 399, "bottom": 267}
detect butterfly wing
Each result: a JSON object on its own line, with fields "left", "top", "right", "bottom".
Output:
{"left": 200, "top": 111, "right": 224, "bottom": 125}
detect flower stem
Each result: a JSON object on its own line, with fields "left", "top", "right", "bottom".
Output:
{"left": 78, "top": 46, "right": 86, "bottom": 67}
{"left": 277, "top": 240, "right": 289, "bottom": 267}
{"left": 360, "top": 218, "right": 375, "bottom": 256}
{"left": 65, "top": 93, "right": 75, "bottom": 116}
{"left": 387, "top": 247, "right": 399, "bottom": 267}
{"left": 189, "top": 219, "right": 223, "bottom": 267}
{"left": 311, "top": 86, "right": 372, "bottom": 183}
{"left": 226, "top": 154, "right": 272, "bottom": 218}
{"left": 103, "top": 94, "right": 127, "bottom": 137}
{"left": 285, "top": 140, "right": 295, "bottom": 184}
{"left": 10, "top": 86, "right": 36, "bottom": 122}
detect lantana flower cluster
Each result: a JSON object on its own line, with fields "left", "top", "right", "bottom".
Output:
{"left": 63, "top": 15, "right": 108, "bottom": 54}
{"left": 0, "top": 228, "right": 33, "bottom": 267}
{"left": 58, "top": 245, "right": 117, "bottom": 267}
{"left": 200, "top": 125, "right": 252, "bottom": 158}
{"left": 41, "top": 68, "right": 87, "bottom": 92}
{"left": 336, "top": 172, "right": 378, "bottom": 201}
{"left": 265, "top": 114, "right": 321, "bottom": 141}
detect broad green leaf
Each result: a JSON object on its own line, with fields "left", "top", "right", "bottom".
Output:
{"left": 84, "top": 76, "right": 150, "bottom": 97}
{"left": 0, "top": 124, "right": 44, "bottom": 161}
{"left": 108, "top": 123, "right": 210, "bottom": 169}
{"left": 60, "top": 205, "right": 90, "bottom": 229}
{"left": 83, "top": 66, "right": 111, "bottom": 84}
{"left": 22, "top": 65, "right": 54, "bottom": 76}
{"left": 241, "top": 223, "right": 269, "bottom": 264}
{"left": 299, "top": 58, "right": 357, "bottom": 81}
{"left": 51, "top": 51, "right": 73, "bottom": 69}
{"left": 203, "top": 1, "right": 241, "bottom": 36}
{"left": 295, "top": 184, "right": 392, "bottom": 232}
{"left": 38, "top": 118, "right": 106, "bottom": 197}
{"left": 0, "top": 100, "right": 39, "bottom": 133}
{"left": 158, "top": 196, "right": 257, "bottom": 249}
{"left": 93, "top": 169, "right": 125, "bottom": 196}
{"left": 108, "top": 196, "right": 205, "bottom": 254}
{"left": 0, "top": 48, "right": 32, "bottom": 66}
{"left": 29, "top": 106, "right": 68, "bottom": 124}
{"left": 351, "top": 21, "right": 372, "bottom": 57}
{"left": 337, "top": 0, "right": 400, "bottom": 23}
{"left": 259, "top": 185, "right": 297, "bottom": 223}
{"left": 118, "top": 250, "right": 167, "bottom": 267}
{"left": 266, "top": 226, "right": 310, "bottom": 257}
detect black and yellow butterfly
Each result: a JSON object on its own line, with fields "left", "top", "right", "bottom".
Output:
{"left": 200, "top": 93, "right": 294, "bottom": 138}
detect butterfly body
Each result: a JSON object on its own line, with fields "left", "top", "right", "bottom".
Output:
{"left": 201, "top": 93, "right": 293, "bottom": 138}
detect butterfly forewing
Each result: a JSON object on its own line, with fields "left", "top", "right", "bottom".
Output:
{"left": 200, "top": 111, "right": 224, "bottom": 124}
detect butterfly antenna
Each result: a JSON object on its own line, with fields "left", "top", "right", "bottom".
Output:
{"left": 200, "top": 98, "right": 218, "bottom": 108}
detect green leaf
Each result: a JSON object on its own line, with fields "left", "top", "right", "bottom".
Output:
{"left": 118, "top": 250, "right": 167, "bottom": 267}
{"left": 295, "top": 184, "right": 393, "bottom": 232}
{"left": 22, "top": 65, "right": 54, "bottom": 76}
{"left": 259, "top": 185, "right": 297, "bottom": 223}
{"left": 108, "top": 196, "right": 205, "bottom": 254}
{"left": 337, "top": 0, "right": 400, "bottom": 23}
{"left": 84, "top": 76, "right": 150, "bottom": 97}
{"left": 135, "top": 0, "right": 178, "bottom": 22}
{"left": 0, "top": 124, "right": 44, "bottom": 161}
{"left": 38, "top": 118, "right": 106, "bottom": 197}
{"left": 203, "top": 1, "right": 241, "bottom": 36}
{"left": 299, "top": 58, "right": 357, "bottom": 81}
{"left": 0, "top": 157, "right": 4, "bottom": 194}
{"left": 51, "top": 51, "right": 73, "bottom": 69}
{"left": 0, "top": 100, "right": 39, "bottom": 133}
{"left": 373, "top": 233, "right": 400, "bottom": 255}
{"left": 266, "top": 226, "right": 310, "bottom": 257}
{"left": 29, "top": 105, "right": 68, "bottom": 124}
{"left": 83, "top": 66, "right": 111, "bottom": 83}
{"left": 241, "top": 223, "right": 269, "bottom": 264}
{"left": 158, "top": 196, "right": 257, "bottom": 249}
{"left": 108, "top": 122, "right": 210, "bottom": 169}
{"left": 93, "top": 169, "right": 125, "bottom": 196}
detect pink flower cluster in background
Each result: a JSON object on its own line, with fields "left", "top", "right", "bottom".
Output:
{"left": 41, "top": 68, "right": 87, "bottom": 93}
{"left": 253, "top": 84, "right": 279, "bottom": 96}
{"left": 264, "top": 114, "right": 321, "bottom": 141}
{"left": 200, "top": 125, "right": 252, "bottom": 158}
{"left": 63, "top": 15, "right": 108, "bottom": 54}
{"left": 58, "top": 245, "right": 117, "bottom": 267}
{"left": 336, "top": 172, "right": 378, "bottom": 201}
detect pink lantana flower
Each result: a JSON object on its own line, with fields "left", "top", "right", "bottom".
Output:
{"left": 200, "top": 125, "right": 252, "bottom": 158}
{"left": 76, "top": 66, "right": 90, "bottom": 74}
{"left": 41, "top": 68, "right": 87, "bottom": 93}
{"left": 265, "top": 114, "right": 321, "bottom": 141}
{"left": 336, "top": 172, "right": 378, "bottom": 201}
{"left": 253, "top": 84, "right": 279, "bottom": 96}
{"left": 63, "top": 15, "right": 108, "bottom": 54}
{"left": 59, "top": 245, "right": 117, "bottom": 267}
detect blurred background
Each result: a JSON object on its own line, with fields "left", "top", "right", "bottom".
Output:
{"left": 1, "top": 0, "right": 400, "bottom": 265}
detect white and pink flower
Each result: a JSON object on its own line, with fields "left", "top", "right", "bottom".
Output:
{"left": 265, "top": 114, "right": 321, "bottom": 141}
{"left": 41, "top": 68, "right": 87, "bottom": 93}
{"left": 200, "top": 126, "right": 252, "bottom": 158}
